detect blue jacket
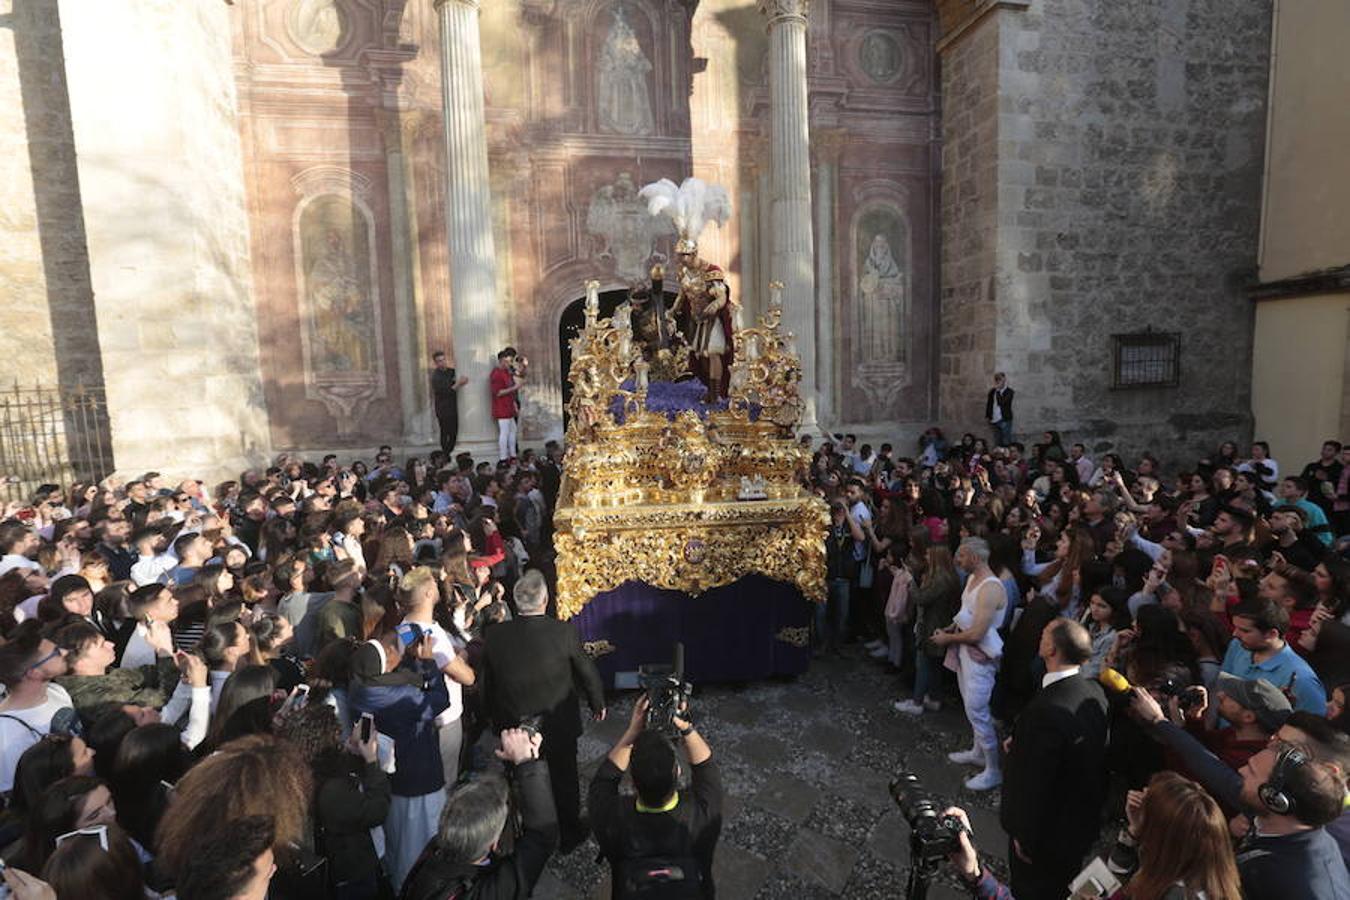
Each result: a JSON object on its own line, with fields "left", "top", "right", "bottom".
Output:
{"left": 349, "top": 660, "right": 449, "bottom": 798}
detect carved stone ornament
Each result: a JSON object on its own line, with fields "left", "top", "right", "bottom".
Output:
{"left": 757, "top": 0, "right": 811, "bottom": 25}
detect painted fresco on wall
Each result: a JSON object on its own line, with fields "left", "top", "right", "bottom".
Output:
{"left": 855, "top": 207, "right": 908, "bottom": 365}
{"left": 851, "top": 204, "right": 912, "bottom": 411}
{"left": 299, "top": 196, "right": 379, "bottom": 376}
{"left": 860, "top": 31, "right": 902, "bottom": 84}
{"left": 585, "top": 171, "right": 675, "bottom": 282}
{"left": 597, "top": 4, "right": 656, "bottom": 136}
{"left": 289, "top": 0, "right": 348, "bottom": 56}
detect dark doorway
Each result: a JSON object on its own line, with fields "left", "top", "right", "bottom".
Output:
{"left": 558, "top": 288, "right": 680, "bottom": 431}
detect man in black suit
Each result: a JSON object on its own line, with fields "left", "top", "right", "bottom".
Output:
{"left": 480, "top": 569, "right": 606, "bottom": 853}
{"left": 985, "top": 372, "right": 1014, "bottom": 447}
{"left": 999, "top": 618, "right": 1107, "bottom": 900}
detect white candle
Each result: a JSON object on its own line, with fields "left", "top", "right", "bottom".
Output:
{"left": 768, "top": 280, "right": 784, "bottom": 308}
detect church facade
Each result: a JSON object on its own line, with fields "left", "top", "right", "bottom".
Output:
{"left": 0, "top": 0, "right": 1272, "bottom": 478}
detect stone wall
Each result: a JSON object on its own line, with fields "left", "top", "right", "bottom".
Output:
{"left": 939, "top": 0, "right": 1271, "bottom": 466}
{"left": 57, "top": 0, "right": 269, "bottom": 478}
{"left": 937, "top": 7, "right": 1000, "bottom": 434}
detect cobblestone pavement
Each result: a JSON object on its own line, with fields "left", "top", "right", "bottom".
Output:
{"left": 536, "top": 649, "right": 1011, "bottom": 899}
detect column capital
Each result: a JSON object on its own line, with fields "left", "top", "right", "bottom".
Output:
{"left": 757, "top": 0, "right": 810, "bottom": 27}
{"left": 811, "top": 127, "right": 848, "bottom": 163}
{"left": 433, "top": 0, "right": 481, "bottom": 11}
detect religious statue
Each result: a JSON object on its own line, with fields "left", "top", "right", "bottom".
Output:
{"left": 627, "top": 261, "right": 686, "bottom": 382}
{"left": 597, "top": 6, "right": 655, "bottom": 136}
{"left": 639, "top": 177, "right": 736, "bottom": 400}
{"left": 859, "top": 232, "right": 904, "bottom": 362}
{"left": 671, "top": 244, "right": 734, "bottom": 401}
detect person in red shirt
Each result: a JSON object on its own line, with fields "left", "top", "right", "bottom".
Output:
{"left": 490, "top": 348, "right": 523, "bottom": 462}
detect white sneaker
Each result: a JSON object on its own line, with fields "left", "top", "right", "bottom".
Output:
{"left": 869, "top": 646, "right": 890, "bottom": 659}
{"left": 893, "top": 699, "right": 925, "bottom": 715}
{"left": 923, "top": 698, "right": 942, "bottom": 712}
{"left": 864, "top": 639, "right": 885, "bottom": 651}
{"left": 965, "top": 767, "right": 1003, "bottom": 791}
{"left": 947, "top": 747, "right": 983, "bottom": 766}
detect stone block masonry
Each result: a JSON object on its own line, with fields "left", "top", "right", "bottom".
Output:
{"left": 56, "top": 0, "right": 270, "bottom": 480}
{"left": 939, "top": 0, "right": 1271, "bottom": 466}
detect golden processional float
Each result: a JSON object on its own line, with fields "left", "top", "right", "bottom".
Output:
{"left": 554, "top": 176, "right": 827, "bottom": 683}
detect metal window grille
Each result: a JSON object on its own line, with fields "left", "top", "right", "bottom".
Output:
{"left": 0, "top": 383, "right": 115, "bottom": 504}
{"left": 1112, "top": 331, "right": 1181, "bottom": 389}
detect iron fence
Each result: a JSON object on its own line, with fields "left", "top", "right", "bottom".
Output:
{"left": 0, "top": 382, "right": 114, "bottom": 504}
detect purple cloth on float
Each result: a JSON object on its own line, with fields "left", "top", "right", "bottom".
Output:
{"left": 607, "top": 379, "right": 760, "bottom": 424}
{"left": 570, "top": 574, "right": 811, "bottom": 685}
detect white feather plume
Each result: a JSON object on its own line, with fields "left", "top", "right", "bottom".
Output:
{"left": 640, "top": 177, "right": 731, "bottom": 243}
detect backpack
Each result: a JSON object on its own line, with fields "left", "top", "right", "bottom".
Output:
{"left": 612, "top": 823, "right": 702, "bottom": 900}
{"left": 615, "top": 855, "right": 703, "bottom": 899}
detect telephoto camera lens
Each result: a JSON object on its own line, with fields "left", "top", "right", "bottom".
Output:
{"left": 889, "top": 773, "right": 965, "bottom": 862}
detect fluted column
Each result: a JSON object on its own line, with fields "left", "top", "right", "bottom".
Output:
{"left": 813, "top": 128, "right": 846, "bottom": 429}
{"left": 436, "top": 0, "right": 502, "bottom": 450}
{"left": 759, "top": 0, "right": 817, "bottom": 426}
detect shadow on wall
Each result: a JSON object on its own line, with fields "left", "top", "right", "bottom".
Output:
{"left": 6, "top": 0, "right": 114, "bottom": 473}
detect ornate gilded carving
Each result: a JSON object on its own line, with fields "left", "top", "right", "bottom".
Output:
{"left": 583, "top": 640, "right": 617, "bottom": 659}
{"left": 554, "top": 277, "right": 828, "bottom": 618}
{"left": 775, "top": 626, "right": 811, "bottom": 648}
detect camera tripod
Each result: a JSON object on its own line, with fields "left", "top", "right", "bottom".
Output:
{"left": 904, "top": 831, "right": 945, "bottom": 900}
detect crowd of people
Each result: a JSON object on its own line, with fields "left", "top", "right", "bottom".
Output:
{"left": 808, "top": 413, "right": 1350, "bottom": 899}
{"left": 0, "top": 443, "right": 723, "bottom": 900}
{"left": 0, "top": 402, "right": 1348, "bottom": 898}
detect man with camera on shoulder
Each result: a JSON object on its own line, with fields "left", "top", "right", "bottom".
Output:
{"left": 589, "top": 695, "right": 723, "bottom": 899}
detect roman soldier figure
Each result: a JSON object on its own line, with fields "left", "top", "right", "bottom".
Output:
{"left": 639, "top": 176, "right": 736, "bottom": 401}
{"left": 670, "top": 238, "right": 735, "bottom": 400}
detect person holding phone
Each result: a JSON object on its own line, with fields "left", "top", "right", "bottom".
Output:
{"left": 278, "top": 701, "right": 392, "bottom": 900}
{"left": 349, "top": 628, "right": 449, "bottom": 892}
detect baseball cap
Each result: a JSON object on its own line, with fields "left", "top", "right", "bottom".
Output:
{"left": 1216, "top": 672, "right": 1292, "bottom": 732}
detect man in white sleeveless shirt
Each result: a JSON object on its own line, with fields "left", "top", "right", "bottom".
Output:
{"left": 930, "top": 536, "right": 1006, "bottom": 790}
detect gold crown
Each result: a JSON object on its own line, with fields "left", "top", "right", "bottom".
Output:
{"left": 675, "top": 237, "right": 698, "bottom": 254}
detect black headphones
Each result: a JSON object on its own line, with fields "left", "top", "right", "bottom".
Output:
{"left": 1257, "top": 744, "right": 1310, "bottom": 815}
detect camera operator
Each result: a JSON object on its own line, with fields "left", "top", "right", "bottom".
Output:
{"left": 589, "top": 695, "right": 722, "bottom": 899}
{"left": 400, "top": 728, "right": 557, "bottom": 900}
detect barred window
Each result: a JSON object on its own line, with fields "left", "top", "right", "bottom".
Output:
{"left": 1112, "top": 331, "right": 1180, "bottom": 389}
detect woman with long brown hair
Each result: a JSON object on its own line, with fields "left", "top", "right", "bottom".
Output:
{"left": 1120, "top": 771, "right": 1242, "bottom": 899}
{"left": 945, "top": 771, "right": 1239, "bottom": 900}
{"left": 372, "top": 525, "right": 415, "bottom": 580}
{"left": 894, "top": 535, "right": 960, "bottom": 716}
{"left": 1022, "top": 524, "right": 1095, "bottom": 619}
{"left": 154, "top": 734, "right": 311, "bottom": 886}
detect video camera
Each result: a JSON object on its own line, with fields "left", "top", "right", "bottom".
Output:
{"left": 890, "top": 773, "right": 967, "bottom": 862}
{"left": 638, "top": 643, "right": 691, "bottom": 740}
